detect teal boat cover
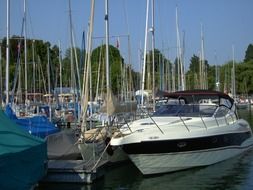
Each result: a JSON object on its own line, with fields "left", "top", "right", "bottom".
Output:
{"left": 0, "top": 109, "right": 47, "bottom": 189}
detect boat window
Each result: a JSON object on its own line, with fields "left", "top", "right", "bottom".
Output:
{"left": 220, "top": 98, "right": 232, "bottom": 108}
{"left": 153, "top": 104, "right": 183, "bottom": 116}
{"left": 214, "top": 106, "right": 230, "bottom": 117}
{"left": 153, "top": 102, "right": 218, "bottom": 117}
{"left": 199, "top": 105, "right": 217, "bottom": 117}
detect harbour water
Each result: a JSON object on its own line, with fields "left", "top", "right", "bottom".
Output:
{"left": 37, "top": 108, "right": 253, "bottom": 190}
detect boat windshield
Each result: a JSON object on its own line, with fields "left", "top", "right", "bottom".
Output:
{"left": 153, "top": 103, "right": 218, "bottom": 117}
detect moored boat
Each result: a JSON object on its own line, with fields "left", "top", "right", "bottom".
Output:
{"left": 5, "top": 104, "right": 59, "bottom": 138}
{"left": 110, "top": 90, "right": 253, "bottom": 175}
{"left": 0, "top": 108, "right": 47, "bottom": 189}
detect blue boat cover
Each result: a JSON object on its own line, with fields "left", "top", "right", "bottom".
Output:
{"left": 5, "top": 105, "right": 59, "bottom": 138}
{"left": 0, "top": 109, "right": 47, "bottom": 189}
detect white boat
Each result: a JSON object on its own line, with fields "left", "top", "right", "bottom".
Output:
{"left": 110, "top": 90, "right": 253, "bottom": 175}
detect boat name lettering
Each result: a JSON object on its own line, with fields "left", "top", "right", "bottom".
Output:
{"left": 177, "top": 142, "right": 187, "bottom": 148}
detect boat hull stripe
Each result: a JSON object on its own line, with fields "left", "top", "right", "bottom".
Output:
{"left": 122, "top": 132, "right": 252, "bottom": 154}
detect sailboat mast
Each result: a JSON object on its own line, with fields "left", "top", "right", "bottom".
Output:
{"left": 176, "top": 6, "right": 184, "bottom": 91}
{"left": 200, "top": 23, "right": 205, "bottom": 89}
{"left": 105, "top": 0, "right": 110, "bottom": 117}
{"left": 151, "top": 0, "right": 155, "bottom": 111}
{"left": 176, "top": 6, "right": 180, "bottom": 90}
{"left": 232, "top": 45, "right": 236, "bottom": 98}
{"left": 182, "top": 30, "right": 186, "bottom": 90}
{"left": 47, "top": 46, "right": 52, "bottom": 121}
{"left": 24, "top": 0, "right": 28, "bottom": 105}
{"left": 47, "top": 46, "right": 50, "bottom": 95}
{"left": 68, "top": 0, "right": 74, "bottom": 92}
{"left": 6, "top": 0, "right": 10, "bottom": 104}
{"left": 58, "top": 41, "right": 63, "bottom": 96}
{"left": 214, "top": 51, "right": 220, "bottom": 91}
{"left": 141, "top": 0, "right": 150, "bottom": 106}
{"left": 80, "top": 0, "right": 95, "bottom": 132}
{"left": 95, "top": 43, "right": 103, "bottom": 102}
{"left": 32, "top": 40, "right": 35, "bottom": 101}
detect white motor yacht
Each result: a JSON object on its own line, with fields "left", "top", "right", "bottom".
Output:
{"left": 110, "top": 90, "right": 253, "bottom": 175}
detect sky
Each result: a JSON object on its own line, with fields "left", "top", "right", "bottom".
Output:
{"left": 0, "top": 0, "right": 253, "bottom": 72}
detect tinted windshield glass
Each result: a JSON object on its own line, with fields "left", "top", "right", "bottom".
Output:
{"left": 153, "top": 104, "right": 217, "bottom": 117}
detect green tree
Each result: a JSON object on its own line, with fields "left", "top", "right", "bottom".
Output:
{"left": 90, "top": 45, "right": 123, "bottom": 97}
{"left": 145, "top": 49, "right": 171, "bottom": 90}
{"left": 186, "top": 54, "right": 211, "bottom": 90}
{"left": 0, "top": 36, "right": 61, "bottom": 95}
{"left": 189, "top": 54, "right": 200, "bottom": 73}
{"left": 244, "top": 44, "right": 253, "bottom": 63}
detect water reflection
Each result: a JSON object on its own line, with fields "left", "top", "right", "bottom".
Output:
{"left": 92, "top": 149, "right": 253, "bottom": 190}
{"left": 136, "top": 151, "right": 253, "bottom": 190}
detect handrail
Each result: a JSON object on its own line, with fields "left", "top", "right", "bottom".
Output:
{"left": 213, "top": 105, "right": 237, "bottom": 127}
{"left": 213, "top": 105, "right": 220, "bottom": 127}
{"left": 122, "top": 114, "right": 133, "bottom": 133}
{"left": 214, "top": 115, "right": 220, "bottom": 127}
{"left": 144, "top": 109, "right": 164, "bottom": 134}
{"left": 199, "top": 113, "right": 208, "bottom": 130}
{"left": 178, "top": 113, "right": 190, "bottom": 132}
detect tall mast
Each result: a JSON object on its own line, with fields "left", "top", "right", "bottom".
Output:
{"left": 182, "top": 30, "right": 186, "bottom": 90}
{"left": 176, "top": 6, "right": 184, "bottom": 90}
{"left": 95, "top": 43, "right": 103, "bottom": 102}
{"left": 80, "top": 0, "right": 95, "bottom": 131}
{"left": 47, "top": 46, "right": 52, "bottom": 121}
{"left": 6, "top": 0, "right": 10, "bottom": 104}
{"left": 24, "top": 0, "right": 28, "bottom": 105}
{"left": 68, "top": 0, "right": 74, "bottom": 92}
{"left": 232, "top": 45, "right": 236, "bottom": 98}
{"left": 138, "top": 42, "right": 142, "bottom": 91}
{"left": 32, "top": 40, "right": 35, "bottom": 101}
{"left": 58, "top": 41, "right": 63, "bottom": 96}
{"left": 214, "top": 51, "right": 220, "bottom": 91}
{"left": 141, "top": 0, "right": 150, "bottom": 106}
{"left": 176, "top": 6, "right": 180, "bottom": 90}
{"left": 200, "top": 23, "right": 207, "bottom": 89}
{"left": 105, "top": 0, "right": 110, "bottom": 117}
{"left": 47, "top": 46, "right": 50, "bottom": 96}
{"left": 151, "top": 0, "right": 155, "bottom": 111}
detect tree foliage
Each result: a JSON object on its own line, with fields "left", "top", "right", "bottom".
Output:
{"left": 244, "top": 44, "right": 253, "bottom": 63}
{"left": 1, "top": 36, "right": 253, "bottom": 98}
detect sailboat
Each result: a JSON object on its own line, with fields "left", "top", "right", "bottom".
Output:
{"left": 77, "top": 0, "right": 133, "bottom": 164}
{"left": 4, "top": 0, "right": 59, "bottom": 138}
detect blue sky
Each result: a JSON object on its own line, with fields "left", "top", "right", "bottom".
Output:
{"left": 0, "top": 0, "right": 253, "bottom": 72}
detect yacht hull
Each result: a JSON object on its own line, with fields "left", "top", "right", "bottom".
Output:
{"left": 128, "top": 137, "right": 253, "bottom": 175}
{"left": 111, "top": 90, "right": 253, "bottom": 175}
